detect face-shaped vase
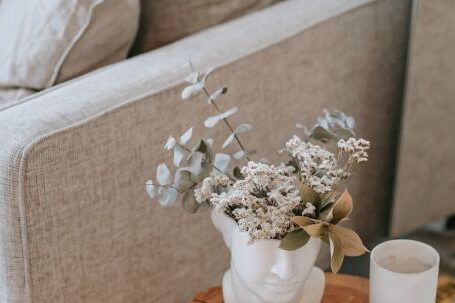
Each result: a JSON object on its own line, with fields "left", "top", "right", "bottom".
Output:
{"left": 211, "top": 209, "right": 324, "bottom": 303}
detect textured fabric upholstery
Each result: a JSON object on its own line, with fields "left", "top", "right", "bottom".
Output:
{"left": 131, "top": 0, "right": 281, "bottom": 54}
{"left": 0, "top": 0, "right": 411, "bottom": 301}
{"left": 392, "top": 0, "right": 455, "bottom": 235}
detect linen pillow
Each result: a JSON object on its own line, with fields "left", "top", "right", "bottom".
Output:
{"left": 0, "top": 0, "right": 140, "bottom": 106}
{"left": 131, "top": 0, "right": 282, "bottom": 54}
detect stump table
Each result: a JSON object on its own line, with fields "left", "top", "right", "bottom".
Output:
{"left": 191, "top": 273, "right": 369, "bottom": 303}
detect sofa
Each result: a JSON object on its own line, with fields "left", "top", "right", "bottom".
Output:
{"left": 0, "top": 0, "right": 422, "bottom": 302}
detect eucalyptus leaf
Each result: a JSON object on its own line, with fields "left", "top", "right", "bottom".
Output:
{"left": 219, "top": 107, "right": 238, "bottom": 120}
{"left": 209, "top": 87, "right": 227, "bottom": 103}
{"left": 185, "top": 72, "right": 200, "bottom": 84}
{"left": 204, "top": 107, "right": 238, "bottom": 128}
{"left": 279, "top": 229, "right": 310, "bottom": 251}
{"left": 232, "top": 150, "right": 245, "bottom": 159}
{"left": 173, "top": 145, "right": 185, "bottom": 167}
{"left": 174, "top": 168, "right": 196, "bottom": 193}
{"left": 214, "top": 153, "right": 231, "bottom": 173}
{"left": 180, "top": 127, "right": 193, "bottom": 144}
{"left": 164, "top": 136, "right": 176, "bottom": 150}
{"left": 188, "top": 151, "right": 204, "bottom": 176}
{"left": 157, "top": 187, "right": 179, "bottom": 206}
{"left": 145, "top": 180, "right": 155, "bottom": 198}
{"left": 156, "top": 163, "right": 171, "bottom": 186}
{"left": 181, "top": 82, "right": 203, "bottom": 100}
{"left": 235, "top": 123, "right": 252, "bottom": 134}
{"left": 182, "top": 189, "right": 200, "bottom": 213}
{"left": 222, "top": 133, "right": 236, "bottom": 149}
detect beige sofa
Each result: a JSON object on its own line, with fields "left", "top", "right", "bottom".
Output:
{"left": 0, "top": 0, "right": 413, "bottom": 302}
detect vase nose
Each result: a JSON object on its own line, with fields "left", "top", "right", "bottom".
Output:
{"left": 270, "top": 251, "right": 296, "bottom": 281}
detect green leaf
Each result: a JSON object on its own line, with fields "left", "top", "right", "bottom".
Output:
{"left": 174, "top": 168, "right": 196, "bottom": 193}
{"left": 182, "top": 189, "right": 199, "bottom": 213}
{"left": 287, "top": 158, "right": 300, "bottom": 173}
{"left": 279, "top": 229, "right": 310, "bottom": 251}
{"left": 319, "top": 201, "right": 335, "bottom": 219}
{"left": 233, "top": 167, "right": 244, "bottom": 180}
{"left": 330, "top": 225, "right": 369, "bottom": 257}
{"left": 298, "top": 182, "right": 321, "bottom": 209}
{"left": 214, "top": 153, "right": 231, "bottom": 173}
{"left": 310, "top": 125, "right": 334, "bottom": 142}
{"left": 191, "top": 139, "right": 207, "bottom": 155}
{"left": 331, "top": 127, "right": 355, "bottom": 140}
{"left": 302, "top": 223, "right": 328, "bottom": 238}
{"left": 329, "top": 231, "right": 344, "bottom": 273}
{"left": 290, "top": 216, "right": 315, "bottom": 228}
{"left": 332, "top": 190, "right": 353, "bottom": 224}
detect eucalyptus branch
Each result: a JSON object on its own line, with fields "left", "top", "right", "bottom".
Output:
{"left": 187, "top": 60, "right": 251, "bottom": 162}
{"left": 202, "top": 86, "right": 252, "bottom": 162}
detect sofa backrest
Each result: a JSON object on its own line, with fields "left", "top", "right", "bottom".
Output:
{"left": 130, "top": 0, "right": 281, "bottom": 54}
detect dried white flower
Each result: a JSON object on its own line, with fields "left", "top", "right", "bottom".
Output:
{"left": 302, "top": 202, "right": 316, "bottom": 216}
{"left": 194, "top": 173, "right": 231, "bottom": 204}
{"left": 285, "top": 135, "right": 339, "bottom": 194}
{"left": 211, "top": 162, "right": 301, "bottom": 242}
{"left": 338, "top": 137, "right": 370, "bottom": 163}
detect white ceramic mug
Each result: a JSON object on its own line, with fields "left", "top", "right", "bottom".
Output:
{"left": 370, "top": 239, "right": 440, "bottom": 303}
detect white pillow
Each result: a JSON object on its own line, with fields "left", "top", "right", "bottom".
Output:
{"left": 0, "top": 0, "right": 140, "bottom": 106}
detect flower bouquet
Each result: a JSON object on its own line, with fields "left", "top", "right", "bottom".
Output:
{"left": 145, "top": 66, "right": 370, "bottom": 299}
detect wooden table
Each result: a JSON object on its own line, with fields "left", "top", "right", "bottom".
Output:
{"left": 191, "top": 273, "right": 369, "bottom": 303}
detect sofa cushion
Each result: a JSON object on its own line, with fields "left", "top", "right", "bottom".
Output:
{"left": 131, "top": 0, "right": 282, "bottom": 54}
{"left": 0, "top": 0, "right": 140, "bottom": 109}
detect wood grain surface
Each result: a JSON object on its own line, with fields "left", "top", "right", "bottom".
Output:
{"left": 191, "top": 273, "right": 369, "bottom": 303}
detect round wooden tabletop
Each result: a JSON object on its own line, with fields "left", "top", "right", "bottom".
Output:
{"left": 191, "top": 273, "right": 368, "bottom": 303}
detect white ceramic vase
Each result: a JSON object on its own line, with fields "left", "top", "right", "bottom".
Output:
{"left": 211, "top": 209, "right": 325, "bottom": 303}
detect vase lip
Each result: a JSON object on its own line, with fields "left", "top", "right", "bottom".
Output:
{"left": 211, "top": 208, "right": 319, "bottom": 246}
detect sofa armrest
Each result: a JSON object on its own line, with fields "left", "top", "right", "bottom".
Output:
{"left": 0, "top": 0, "right": 410, "bottom": 301}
